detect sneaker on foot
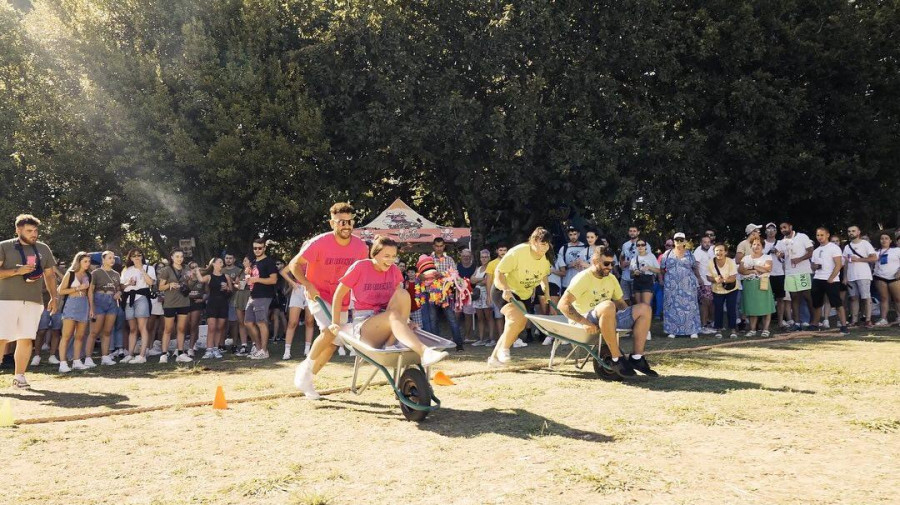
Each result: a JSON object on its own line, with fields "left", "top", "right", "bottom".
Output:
{"left": 745, "top": 331, "right": 757, "bottom": 338}
{"left": 30, "top": 355, "right": 40, "bottom": 367}
{"left": 715, "top": 332, "right": 723, "bottom": 339}
{"left": 422, "top": 348, "right": 449, "bottom": 367}
{"left": 472, "top": 339, "right": 486, "bottom": 347}
{"left": 59, "top": 362, "right": 72, "bottom": 373}
{"left": 100, "top": 356, "right": 116, "bottom": 366}
{"left": 130, "top": 355, "right": 147, "bottom": 364}
{"left": 13, "top": 375, "right": 30, "bottom": 389}
{"left": 337, "top": 346, "right": 347, "bottom": 356}
{"left": 187, "top": 349, "right": 195, "bottom": 358}
{"left": 83, "top": 357, "right": 97, "bottom": 368}
{"left": 690, "top": 333, "right": 698, "bottom": 339}
{"left": 874, "top": 319, "right": 889, "bottom": 327}
{"left": 147, "top": 346, "right": 163, "bottom": 356}
{"left": 604, "top": 357, "right": 636, "bottom": 378}
{"left": 293, "top": 361, "right": 321, "bottom": 399}
{"left": 175, "top": 352, "right": 193, "bottom": 363}
{"left": 729, "top": 332, "right": 738, "bottom": 339}
{"left": 839, "top": 325, "right": 849, "bottom": 334}
{"left": 48, "top": 355, "right": 60, "bottom": 365}
{"left": 821, "top": 320, "right": 830, "bottom": 329}
{"left": 761, "top": 330, "right": 771, "bottom": 338}
{"left": 250, "top": 345, "right": 258, "bottom": 355}
{"left": 542, "top": 336, "right": 553, "bottom": 346}
{"left": 628, "top": 355, "right": 659, "bottom": 377}
{"left": 159, "top": 354, "right": 169, "bottom": 364}
{"left": 249, "top": 349, "right": 269, "bottom": 360}
{"left": 282, "top": 352, "right": 291, "bottom": 360}
{"left": 72, "top": 359, "right": 88, "bottom": 371}
{"left": 667, "top": 334, "right": 676, "bottom": 339}
{"left": 701, "top": 327, "right": 716, "bottom": 335}
{"left": 201, "top": 349, "right": 215, "bottom": 360}
{"left": 304, "top": 343, "right": 311, "bottom": 356}
{"left": 119, "top": 355, "right": 132, "bottom": 364}
{"left": 487, "top": 356, "right": 507, "bottom": 368}
{"left": 235, "top": 346, "right": 248, "bottom": 356}
{"left": 496, "top": 348, "right": 511, "bottom": 364}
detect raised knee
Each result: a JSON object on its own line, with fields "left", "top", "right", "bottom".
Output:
{"left": 595, "top": 301, "right": 616, "bottom": 316}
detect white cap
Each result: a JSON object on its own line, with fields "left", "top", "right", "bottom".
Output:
{"left": 745, "top": 223, "right": 761, "bottom": 235}
{"left": 673, "top": 232, "right": 686, "bottom": 240}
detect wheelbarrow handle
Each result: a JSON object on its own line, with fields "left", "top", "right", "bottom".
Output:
{"left": 315, "top": 296, "right": 333, "bottom": 319}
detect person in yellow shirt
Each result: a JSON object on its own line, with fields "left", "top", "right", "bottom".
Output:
{"left": 557, "top": 247, "right": 658, "bottom": 378}
{"left": 488, "top": 229, "right": 551, "bottom": 367}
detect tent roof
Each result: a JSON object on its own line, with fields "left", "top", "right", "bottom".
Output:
{"left": 354, "top": 199, "right": 470, "bottom": 245}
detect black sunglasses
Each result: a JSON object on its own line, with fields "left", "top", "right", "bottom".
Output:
{"left": 674, "top": 238, "right": 686, "bottom": 242}
{"left": 601, "top": 261, "right": 614, "bottom": 267}
{"left": 333, "top": 219, "right": 354, "bottom": 227}
{"left": 636, "top": 243, "right": 646, "bottom": 247}
{"left": 252, "top": 246, "right": 265, "bottom": 250}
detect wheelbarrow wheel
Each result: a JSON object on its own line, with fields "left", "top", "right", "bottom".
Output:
{"left": 398, "top": 368, "right": 432, "bottom": 422}
{"left": 593, "top": 341, "right": 621, "bottom": 381}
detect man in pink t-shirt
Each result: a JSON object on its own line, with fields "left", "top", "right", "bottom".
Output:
{"left": 289, "top": 202, "right": 369, "bottom": 399}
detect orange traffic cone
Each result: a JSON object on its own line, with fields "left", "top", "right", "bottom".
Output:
{"left": 212, "top": 385, "right": 228, "bottom": 410}
{"left": 432, "top": 371, "right": 455, "bottom": 386}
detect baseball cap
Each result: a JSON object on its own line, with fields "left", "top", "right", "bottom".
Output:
{"left": 765, "top": 222, "right": 777, "bottom": 229}
{"left": 745, "top": 223, "right": 761, "bottom": 235}
{"left": 673, "top": 232, "right": 686, "bottom": 240}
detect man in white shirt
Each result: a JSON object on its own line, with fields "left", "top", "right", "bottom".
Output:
{"left": 763, "top": 223, "right": 791, "bottom": 328}
{"left": 843, "top": 225, "right": 877, "bottom": 327}
{"left": 776, "top": 221, "right": 815, "bottom": 331}
{"left": 810, "top": 227, "right": 848, "bottom": 333}
{"left": 693, "top": 235, "right": 715, "bottom": 333}
{"left": 556, "top": 227, "right": 587, "bottom": 291}
{"left": 620, "top": 226, "right": 650, "bottom": 305}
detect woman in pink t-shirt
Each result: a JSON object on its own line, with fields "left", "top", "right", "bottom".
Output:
{"left": 330, "top": 236, "right": 449, "bottom": 368}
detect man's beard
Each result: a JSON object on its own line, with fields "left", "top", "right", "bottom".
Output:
{"left": 18, "top": 234, "right": 37, "bottom": 245}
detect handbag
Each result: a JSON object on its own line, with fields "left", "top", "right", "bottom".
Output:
{"left": 713, "top": 260, "right": 736, "bottom": 290}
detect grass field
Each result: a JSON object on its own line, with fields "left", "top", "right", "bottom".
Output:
{"left": 2, "top": 325, "right": 899, "bottom": 505}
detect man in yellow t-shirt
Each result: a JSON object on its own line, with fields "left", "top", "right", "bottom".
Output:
{"left": 485, "top": 244, "right": 508, "bottom": 341}
{"left": 488, "top": 230, "right": 550, "bottom": 367}
{"left": 557, "top": 246, "right": 658, "bottom": 378}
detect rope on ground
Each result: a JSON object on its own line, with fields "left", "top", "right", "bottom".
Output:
{"left": 9, "top": 330, "right": 836, "bottom": 426}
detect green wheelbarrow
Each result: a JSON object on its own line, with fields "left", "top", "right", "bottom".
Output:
{"left": 509, "top": 298, "right": 621, "bottom": 381}
{"left": 316, "top": 298, "right": 455, "bottom": 421}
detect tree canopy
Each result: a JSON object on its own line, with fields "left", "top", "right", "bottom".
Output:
{"left": 2, "top": 0, "right": 897, "bottom": 259}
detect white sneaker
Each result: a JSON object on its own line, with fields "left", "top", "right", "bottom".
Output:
{"left": 821, "top": 320, "right": 830, "bottom": 329}
{"left": 496, "top": 348, "right": 511, "bottom": 364}
{"left": 175, "top": 352, "right": 193, "bottom": 363}
{"left": 250, "top": 345, "right": 258, "bottom": 355}
{"left": 875, "top": 319, "right": 889, "bottom": 327}
{"left": 187, "top": 349, "right": 195, "bottom": 358}
{"left": 471, "top": 339, "right": 484, "bottom": 347}
{"left": 159, "top": 354, "right": 168, "bottom": 364}
{"left": 293, "top": 361, "right": 320, "bottom": 400}
{"left": 485, "top": 339, "right": 497, "bottom": 346}
{"left": 83, "top": 357, "right": 97, "bottom": 368}
{"left": 30, "top": 356, "right": 41, "bottom": 367}
{"left": 542, "top": 336, "right": 553, "bottom": 346}
{"left": 116, "top": 349, "right": 126, "bottom": 358}
{"left": 745, "top": 331, "right": 757, "bottom": 338}
{"left": 130, "top": 355, "right": 147, "bottom": 364}
{"left": 730, "top": 332, "right": 738, "bottom": 339}
{"left": 487, "top": 356, "right": 506, "bottom": 368}
{"left": 72, "top": 359, "right": 88, "bottom": 371}
{"left": 147, "top": 345, "right": 162, "bottom": 357}
{"left": 41, "top": 342, "right": 50, "bottom": 351}
{"left": 201, "top": 349, "right": 215, "bottom": 360}
{"left": 690, "top": 334, "right": 698, "bottom": 339}
{"left": 48, "top": 355, "right": 60, "bottom": 365}
{"left": 338, "top": 346, "right": 347, "bottom": 356}
{"left": 100, "top": 356, "right": 116, "bottom": 366}
{"left": 58, "top": 362, "right": 72, "bottom": 373}
{"left": 701, "top": 327, "right": 716, "bottom": 335}
{"left": 213, "top": 348, "right": 223, "bottom": 359}
{"left": 282, "top": 352, "right": 291, "bottom": 360}
{"left": 304, "top": 342, "right": 311, "bottom": 356}
{"left": 120, "top": 355, "right": 132, "bottom": 364}
{"left": 512, "top": 338, "right": 527, "bottom": 348}
{"left": 249, "top": 349, "right": 269, "bottom": 360}
{"left": 421, "top": 348, "right": 449, "bottom": 367}
{"left": 667, "top": 334, "right": 676, "bottom": 339}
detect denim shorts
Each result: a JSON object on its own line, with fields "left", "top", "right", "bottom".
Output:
{"left": 244, "top": 297, "right": 272, "bottom": 324}
{"left": 584, "top": 304, "right": 635, "bottom": 330}
{"left": 125, "top": 296, "right": 151, "bottom": 320}
{"left": 93, "top": 293, "right": 119, "bottom": 316}
{"left": 61, "top": 295, "right": 90, "bottom": 323}
{"left": 39, "top": 310, "right": 63, "bottom": 331}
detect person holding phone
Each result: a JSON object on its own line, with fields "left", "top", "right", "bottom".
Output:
{"left": 0, "top": 214, "right": 58, "bottom": 388}
{"left": 58, "top": 252, "right": 93, "bottom": 372}
{"left": 157, "top": 249, "right": 192, "bottom": 363}
{"left": 85, "top": 251, "right": 121, "bottom": 366}
{"left": 120, "top": 248, "right": 156, "bottom": 363}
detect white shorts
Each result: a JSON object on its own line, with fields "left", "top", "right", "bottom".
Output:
{"left": 308, "top": 298, "right": 349, "bottom": 346}
{"left": 288, "top": 287, "right": 307, "bottom": 309}
{"left": 0, "top": 300, "right": 44, "bottom": 341}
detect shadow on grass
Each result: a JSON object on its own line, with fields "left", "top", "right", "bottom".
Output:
{"left": 314, "top": 398, "right": 613, "bottom": 441}
{"left": 0, "top": 387, "right": 135, "bottom": 409}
